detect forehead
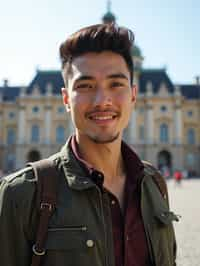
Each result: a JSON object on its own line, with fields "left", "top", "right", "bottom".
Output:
{"left": 70, "top": 51, "right": 130, "bottom": 81}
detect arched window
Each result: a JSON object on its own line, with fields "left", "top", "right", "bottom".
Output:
{"left": 187, "top": 128, "right": 195, "bottom": 145}
{"left": 160, "top": 123, "right": 169, "bottom": 143}
{"left": 31, "top": 125, "right": 40, "bottom": 143}
{"left": 7, "top": 128, "right": 16, "bottom": 145}
{"left": 56, "top": 126, "right": 65, "bottom": 143}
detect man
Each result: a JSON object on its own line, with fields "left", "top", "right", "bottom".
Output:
{"left": 0, "top": 23, "right": 177, "bottom": 266}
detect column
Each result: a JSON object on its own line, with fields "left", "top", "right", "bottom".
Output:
{"left": 146, "top": 104, "right": 154, "bottom": 144}
{"left": 17, "top": 105, "right": 26, "bottom": 144}
{"left": 174, "top": 105, "right": 182, "bottom": 144}
{"left": 16, "top": 105, "right": 26, "bottom": 169}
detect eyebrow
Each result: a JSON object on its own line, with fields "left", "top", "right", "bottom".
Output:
{"left": 76, "top": 73, "right": 129, "bottom": 82}
{"left": 107, "top": 73, "right": 129, "bottom": 81}
{"left": 75, "top": 75, "right": 94, "bottom": 82}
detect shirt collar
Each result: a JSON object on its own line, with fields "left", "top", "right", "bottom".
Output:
{"left": 71, "top": 135, "right": 94, "bottom": 174}
{"left": 70, "top": 135, "right": 144, "bottom": 186}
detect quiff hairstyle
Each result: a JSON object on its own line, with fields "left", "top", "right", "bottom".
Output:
{"left": 59, "top": 23, "right": 135, "bottom": 86}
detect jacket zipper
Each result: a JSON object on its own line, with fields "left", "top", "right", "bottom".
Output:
{"left": 48, "top": 226, "right": 87, "bottom": 232}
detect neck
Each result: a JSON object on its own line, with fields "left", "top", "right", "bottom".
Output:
{"left": 76, "top": 133, "right": 125, "bottom": 183}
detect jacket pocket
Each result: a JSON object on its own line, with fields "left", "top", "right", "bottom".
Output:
{"left": 43, "top": 226, "right": 101, "bottom": 266}
{"left": 45, "top": 226, "right": 94, "bottom": 251}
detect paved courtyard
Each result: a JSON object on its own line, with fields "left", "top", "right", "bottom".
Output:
{"left": 167, "top": 179, "right": 200, "bottom": 266}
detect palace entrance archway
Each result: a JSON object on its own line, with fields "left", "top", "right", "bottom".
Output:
{"left": 157, "top": 150, "right": 172, "bottom": 171}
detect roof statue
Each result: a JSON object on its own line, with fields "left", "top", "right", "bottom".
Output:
{"left": 102, "top": 1, "right": 116, "bottom": 24}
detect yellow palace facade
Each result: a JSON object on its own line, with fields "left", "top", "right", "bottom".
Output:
{"left": 0, "top": 8, "right": 199, "bottom": 176}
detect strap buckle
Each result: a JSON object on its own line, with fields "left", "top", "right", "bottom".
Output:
{"left": 32, "top": 244, "right": 45, "bottom": 256}
{"left": 40, "top": 203, "right": 52, "bottom": 211}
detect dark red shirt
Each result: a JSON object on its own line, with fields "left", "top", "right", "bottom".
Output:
{"left": 71, "top": 136, "right": 151, "bottom": 266}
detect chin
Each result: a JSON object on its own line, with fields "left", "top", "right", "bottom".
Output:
{"left": 88, "top": 133, "right": 120, "bottom": 144}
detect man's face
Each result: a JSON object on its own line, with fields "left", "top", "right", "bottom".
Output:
{"left": 62, "top": 51, "right": 137, "bottom": 144}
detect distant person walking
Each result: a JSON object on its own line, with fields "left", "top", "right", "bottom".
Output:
{"left": 174, "top": 170, "right": 183, "bottom": 185}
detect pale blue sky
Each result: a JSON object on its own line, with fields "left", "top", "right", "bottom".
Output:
{"left": 0, "top": 0, "right": 199, "bottom": 86}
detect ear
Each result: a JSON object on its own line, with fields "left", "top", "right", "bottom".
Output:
{"left": 131, "top": 85, "right": 137, "bottom": 103}
{"left": 61, "top": 87, "right": 70, "bottom": 112}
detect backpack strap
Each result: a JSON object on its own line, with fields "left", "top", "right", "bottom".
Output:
{"left": 28, "top": 158, "right": 59, "bottom": 266}
{"left": 142, "top": 160, "right": 168, "bottom": 200}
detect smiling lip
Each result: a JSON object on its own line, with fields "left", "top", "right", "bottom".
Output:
{"left": 86, "top": 111, "right": 119, "bottom": 125}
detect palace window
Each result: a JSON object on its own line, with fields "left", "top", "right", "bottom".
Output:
{"left": 6, "top": 154, "right": 16, "bottom": 172}
{"left": 160, "top": 123, "right": 169, "bottom": 143}
{"left": 187, "top": 128, "right": 195, "bottom": 145}
{"left": 187, "top": 110, "right": 193, "bottom": 117}
{"left": 139, "top": 125, "right": 145, "bottom": 141}
{"left": 57, "top": 106, "right": 65, "bottom": 114}
{"left": 160, "top": 105, "right": 167, "bottom": 112}
{"left": 8, "top": 112, "right": 15, "bottom": 119}
{"left": 32, "top": 106, "right": 39, "bottom": 113}
{"left": 31, "top": 125, "right": 40, "bottom": 143}
{"left": 186, "top": 153, "right": 195, "bottom": 166}
{"left": 7, "top": 128, "right": 16, "bottom": 145}
{"left": 139, "top": 107, "right": 144, "bottom": 114}
{"left": 56, "top": 126, "right": 65, "bottom": 143}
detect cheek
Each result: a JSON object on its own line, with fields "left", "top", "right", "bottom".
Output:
{"left": 71, "top": 92, "right": 91, "bottom": 105}
{"left": 70, "top": 95, "right": 90, "bottom": 119}
{"left": 114, "top": 93, "right": 132, "bottom": 106}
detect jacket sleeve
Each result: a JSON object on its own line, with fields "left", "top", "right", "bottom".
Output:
{"left": 0, "top": 178, "right": 35, "bottom": 266}
{"left": 173, "top": 226, "right": 177, "bottom": 266}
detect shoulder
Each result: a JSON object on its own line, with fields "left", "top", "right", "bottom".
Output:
{"left": 142, "top": 160, "right": 162, "bottom": 176}
{"left": 0, "top": 152, "right": 62, "bottom": 204}
{"left": 3, "top": 166, "right": 35, "bottom": 183}
{"left": 2, "top": 166, "right": 36, "bottom": 189}
{"left": 0, "top": 167, "right": 39, "bottom": 241}
{"left": 2, "top": 150, "right": 62, "bottom": 187}
{"left": 0, "top": 166, "right": 36, "bottom": 206}
{"left": 142, "top": 160, "right": 168, "bottom": 199}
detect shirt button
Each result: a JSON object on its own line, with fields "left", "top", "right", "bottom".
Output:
{"left": 86, "top": 239, "right": 94, "bottom": 248}
{"left": 126, "top": 235, "right": 129, "bottom": 241}
{"left": 111, "top": 200, "right": 116, "bottom": 205}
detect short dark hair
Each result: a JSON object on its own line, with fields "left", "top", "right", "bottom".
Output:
{"left": 59, "top": 23, "right": 135, "bottom": 86}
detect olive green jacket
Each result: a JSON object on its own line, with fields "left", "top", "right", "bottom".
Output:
{"left": 0, "top": 142, "right": 178, "bottom": 266}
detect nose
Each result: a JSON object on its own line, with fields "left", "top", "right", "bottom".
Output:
{"left": 93, "top": 88, "right": 112, "bottom": 107}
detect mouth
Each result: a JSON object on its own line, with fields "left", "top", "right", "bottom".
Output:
{"left": 86, "top": 112, "right": 119, "bottom": 123}
{"left": 88, "top": 115, "right": 117, "bottom": 121}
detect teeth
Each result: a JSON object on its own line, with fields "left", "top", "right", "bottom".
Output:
{"left": 92, "top": 116, "right": 113, "bottom": 120}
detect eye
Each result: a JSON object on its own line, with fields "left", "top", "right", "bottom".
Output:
{"left": 75, "top": 83, "right": 94, "bottom": 90}
{"left": 110, "top": 81, "right": 125, "bottom": 89}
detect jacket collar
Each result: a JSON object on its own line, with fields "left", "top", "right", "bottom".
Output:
{"left": 59, "top": 137, "right": 144, "bottom": 191}
{"left": 59, "top": 138, "right": 96, "bottom": 190}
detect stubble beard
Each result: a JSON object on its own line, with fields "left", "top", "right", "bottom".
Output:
{"left": 88, "top": 132, "right": 120, "bottom": 144}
